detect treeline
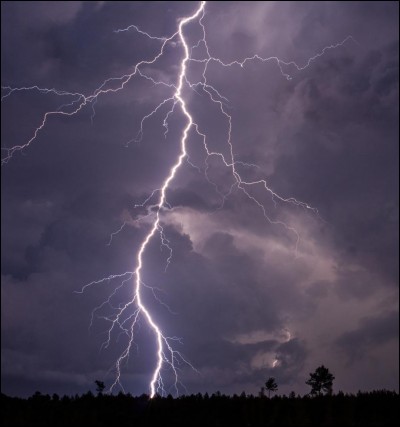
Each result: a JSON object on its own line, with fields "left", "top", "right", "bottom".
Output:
{"left": 2, "top": 390, "right": 398, "bottom": 426}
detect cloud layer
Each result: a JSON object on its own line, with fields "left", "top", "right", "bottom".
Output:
{"left": 1, "top": 1, "right": 398, "bottom": 397}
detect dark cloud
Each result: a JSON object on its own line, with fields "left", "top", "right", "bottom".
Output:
{"left": 1, "top": 1, "right": 398, "bottom": 398}
{"left": 336, "top": 311, "right": 399, "bottom": 363}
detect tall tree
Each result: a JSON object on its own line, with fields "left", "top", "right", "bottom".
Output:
{"left": 306, "top": 365, "right": 335, "bottom": 396}
{"left": 265, "top": 377, "right": 278, "bottom": 398}
{"left": 94, "top": 380, "right": 105, "bottom": 395}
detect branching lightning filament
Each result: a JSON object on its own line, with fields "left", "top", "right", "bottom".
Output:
{"left": 1, "top": 1, "right": 354, "bottom": 397}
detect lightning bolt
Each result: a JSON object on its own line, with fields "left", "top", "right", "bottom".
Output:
{"left": 1, "top": 1, "right": 355, "bottom": 397}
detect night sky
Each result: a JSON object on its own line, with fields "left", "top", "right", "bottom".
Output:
{"left": 1, "top": 1, "right": 398, "bottom": 398}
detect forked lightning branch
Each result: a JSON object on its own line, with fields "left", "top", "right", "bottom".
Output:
{"left": 1, "top": 1, "right": 353, "bottom": 397}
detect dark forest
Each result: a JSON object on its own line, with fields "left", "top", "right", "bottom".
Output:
{"left": 2, "top": 389, "right": 398, "bottom": 426}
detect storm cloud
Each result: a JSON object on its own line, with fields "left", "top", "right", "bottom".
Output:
{"left": 1, "top": 1, "right": 398, "bottom": 397}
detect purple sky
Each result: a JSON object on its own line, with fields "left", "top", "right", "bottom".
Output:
{"left": 1, "top": 1, "right": 398, "bottom": 398}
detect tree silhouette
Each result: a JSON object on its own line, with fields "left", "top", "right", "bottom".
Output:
{"left": 265, "top": 377, "right": 278, "bottom": 398}
{"left": 1, "top": 389, "right": 400, "bottom": 426}
{"left": 94, "top": 380, "right": 105, "bottom": 395}
{"left": 306, "top": 365, "right": 335, "bottom": 396}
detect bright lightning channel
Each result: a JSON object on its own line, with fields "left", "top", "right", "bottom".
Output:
{"left": 1, "top": 1, "right": 354, "bottom": 397}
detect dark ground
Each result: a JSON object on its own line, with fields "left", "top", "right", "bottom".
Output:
{"left": 1, "top": 390, "right": 399, "bottom": 426}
